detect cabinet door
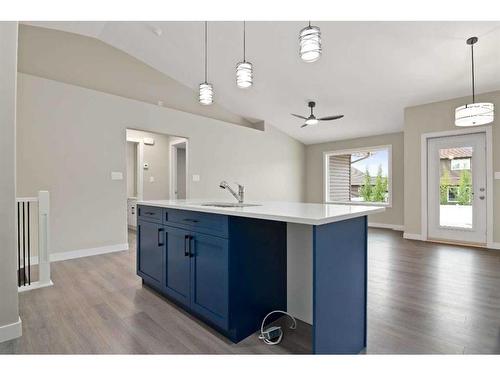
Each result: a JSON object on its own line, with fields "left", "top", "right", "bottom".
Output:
{"left": 137, "top": 220, "right": 164, "bottom": 289}
{"left": 164, "top": 226, "right": 191, "bottom": 306}
{"left": 190, "top": 233, "right": 229, "bottom": 329}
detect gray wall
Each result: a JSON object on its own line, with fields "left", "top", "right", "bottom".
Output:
{"left": 126, "top": 129, "right": 172, "bottom": 200}
{"left": 305, "top": 132, "right": 405, "bottom": 227}
{"left": 16, "top": 74, "right": 305, "bottom": 256}
{"left": 0, "top": 22, "right": 20, "bottom": 334}
{"left": 404, "top": 90, "right": 500, "bottom": 242}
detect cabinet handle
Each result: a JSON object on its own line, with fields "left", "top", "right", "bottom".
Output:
{"left": 183, "top": 218, "right": 199, "bottom": 223}
{"left": 189, "top": 235, "right": 194, "bottom": 258}
{"left": 184, "top": 235, "right": 189, "bottom": 257}
{"left": 158, "top": 228, "right": 164, "bottom": 246}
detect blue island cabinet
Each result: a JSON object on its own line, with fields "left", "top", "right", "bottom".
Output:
{"left": 137, "top": 205, "right": 287, "bottom": 343}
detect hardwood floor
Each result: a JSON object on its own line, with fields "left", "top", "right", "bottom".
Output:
{"left": 1, "top": 228, "right": 500, "bottom": 354}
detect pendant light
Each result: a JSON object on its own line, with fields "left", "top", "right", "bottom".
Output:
{"left": 299, "top": 21, "right": 322, "bottom": 63}
{"left": 455, "top": 37, "right": 494, "bottom": 127}
{"left": 199, "top": 21, "right": 214, "bottom": 105}
{"left": 236, "top": 21, "right": 253, "bottom": 88}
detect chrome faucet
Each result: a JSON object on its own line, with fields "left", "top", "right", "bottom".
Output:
{"left": 219, "top": 181, "right": 244, "bottom": 203}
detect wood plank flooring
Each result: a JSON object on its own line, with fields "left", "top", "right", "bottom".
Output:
{"left": 1, "top": 228, "right": 500, "bottom": 354}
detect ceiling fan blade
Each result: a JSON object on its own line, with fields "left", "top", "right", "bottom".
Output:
{"left": 300, "top": 123, "right": 308, "bottom": 128}
{"left": 318, "top": 115, "right": 344, "bottom": 121}
{"left": 291, "top": 113, "right": 307, "bottom": 120}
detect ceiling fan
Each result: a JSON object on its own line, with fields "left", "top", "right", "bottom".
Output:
{"left": 291, "top": 101, "right": 344, "bottom": 128}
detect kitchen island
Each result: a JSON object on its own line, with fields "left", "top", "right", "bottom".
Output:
{"left": 135, "top": 199, "right": 384, "bottom": 354}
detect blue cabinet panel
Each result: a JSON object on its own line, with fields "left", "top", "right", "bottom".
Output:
{"left": 190, "top": 233, "right": 229, "bottom": 330}
{"left": 137, "top": 207, "right": 286, "bottom": 344}
{"left": 164, "top": 226, "right": 191, "bottom": 307}
{"left": 137, "top": 220, "right": 164, "bottom": 289}
{"left": 313, "top": 216, "right": 367, "bottom": 354}
{"left": 137, "top": 205, "right": 163, "bottom": 223}
{"left": 165, "top": 208, "right": 229, "bottom": 238}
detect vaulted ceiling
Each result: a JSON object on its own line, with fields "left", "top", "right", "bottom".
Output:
{"left": 23, "top": 21, "right": 500, "bottom": 144}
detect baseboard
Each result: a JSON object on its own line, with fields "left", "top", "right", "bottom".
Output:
{"left": 51, "top": 243, "right": 129, "bottom": 262}
{"left": 26, "top": 243, "right": 129, "bottom": 265}
{"left": 0, "top": 317, "right": 22, "bottom": 343}
{"left": 487, "top": 242, "right": 500, "bottom": 250}
{"left": 368, "top": 222, "right": 404, "bottom": 231}
{"left": 403, "top": 232, "right": 423, "bottom": 241}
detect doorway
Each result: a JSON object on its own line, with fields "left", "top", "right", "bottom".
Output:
{"left": 427, "top": 132, "right": 487, "bottom": 244}
{"left": 170, "top": 139, "right": 188, "bottom": 199}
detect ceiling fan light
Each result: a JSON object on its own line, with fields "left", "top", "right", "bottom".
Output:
{"left": 299, "top": 25, "right": 321, "bottom": 63}
{"left": 305, "top": 118, "right": 319, "bottom": 126}
{"left": 455, "top": 102, "right": 494, "bottom": 126}
{"left": 236, "top": 61, "right": 253, "bottom": 88}
{"left": 199, "top": 82, "right": 214, "bottom": 105}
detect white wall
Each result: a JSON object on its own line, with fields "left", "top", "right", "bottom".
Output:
{"left": 0, "top": 22, "right": 21, "bottom": 341}
{"left": 16, "top": 74, "right": 305, "bottom": 255}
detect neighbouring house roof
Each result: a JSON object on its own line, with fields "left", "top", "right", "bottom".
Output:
{"left": 351, "top": 167, "right": 377, "bottom": 186}
{"left": 439, "top": 147, "right": 473, "bottom": 159}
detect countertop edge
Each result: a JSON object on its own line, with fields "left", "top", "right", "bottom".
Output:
{"left": 137, "top": 201, "right": 385, "bottom": 226}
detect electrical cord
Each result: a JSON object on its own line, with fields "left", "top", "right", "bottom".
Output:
{"left": 258, "top": 310, "right": 297, "bottom": 345}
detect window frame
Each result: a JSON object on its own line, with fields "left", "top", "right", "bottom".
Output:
{"left": 323, "top": 144, "right": 393, "bottom": 207}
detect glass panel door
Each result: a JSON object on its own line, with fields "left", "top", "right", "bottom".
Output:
{"left": 427, "top": 133, "right": 486, "bottom": 244}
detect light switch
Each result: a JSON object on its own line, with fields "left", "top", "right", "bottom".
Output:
{"left": 495, "top": 172, "right": 500, "bottom": 180}
{"left": 192, "top": 174, "right": 200, "bottom": 182}
{"left": 149, "top": 176, "right": 155, "bottom": 183}
{"left": 111, "top": 172, "right": 123, "bottom": 180}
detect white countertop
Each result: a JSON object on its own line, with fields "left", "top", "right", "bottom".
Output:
{"left": 137, "top": 199, "right": 385, "bottom": 225}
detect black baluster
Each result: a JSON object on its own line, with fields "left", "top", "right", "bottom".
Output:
{"left": 27, "top": 202, "right": 31, "bottom": 285}
{"left": 17, "top": 202, "right": 20, "bottom": 287}
{"left": 22, "top": 202, "right": 26, "bottom": 286}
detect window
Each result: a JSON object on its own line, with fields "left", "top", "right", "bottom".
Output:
{"left": 450, "top": 158, "right": 471, "bottom": 171}
{"left": 447, "top": 186, "right": 459, "bottom": 203}
{"left": 324, "top": 145, "right": 392, "bottom": 206}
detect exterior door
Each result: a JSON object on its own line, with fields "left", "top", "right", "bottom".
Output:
{"left": 164, "top": 226, "right": 191, "bottom": 306}
{"left": 427, "top": 133, "right": 487, "bottom": 244}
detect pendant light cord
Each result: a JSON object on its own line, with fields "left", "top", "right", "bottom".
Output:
{"left": 471, "top": 42, "right": 475, "bottom": 104}
{"left": 243, "top": 21, "right": 246, "bottom": 62}
{"left": 204, "top": 21, "right": 208, "bottom": 83}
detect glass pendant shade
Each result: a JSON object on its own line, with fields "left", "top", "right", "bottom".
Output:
{"left": 299, "top": 25, "right": 322, "bottom": 62}
{"left": 455, "top": 102, "right": 494, "bottom": 126}
{"left": 236, "top": 61, "right": 253, "bottom": 88}
{"left": 199, "top": 82, "right": 213, "bottom": 105}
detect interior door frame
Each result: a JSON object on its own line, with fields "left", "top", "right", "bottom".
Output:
{"left": 126, "top": 137, "right": 144, "bottom": 201}
{"left": 169, "top": 138, "right": 189, "bottom": 200}
{"left": 420, "top": 126, "right": 493, "bottom": 247}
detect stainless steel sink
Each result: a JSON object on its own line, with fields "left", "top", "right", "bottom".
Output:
{"left": 200, "top": 202, "right": 261, "bottom": 208}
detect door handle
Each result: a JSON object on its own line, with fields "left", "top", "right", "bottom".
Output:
{"left": 479, "top": 196, "right": 485, "bottom": 200}
{"left": 184, "top": 235, "right": 189, "bottom": 257}
{"left": 188, "top": 235, "right": 194, "bottom": 258}
{"left": 158, "top": 228, "right": 164, "bottom": 246}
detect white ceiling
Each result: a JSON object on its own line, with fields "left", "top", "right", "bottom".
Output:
{"left": 25, "top": 21, "right": 500, "bottom": 144}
